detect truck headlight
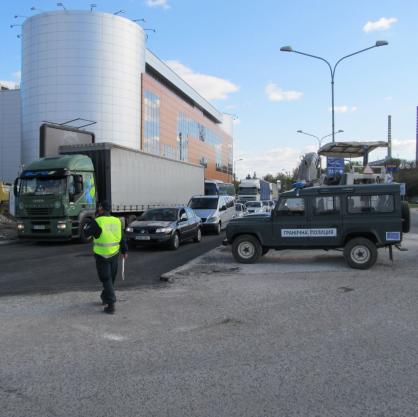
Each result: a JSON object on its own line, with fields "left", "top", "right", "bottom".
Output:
{"left": 17, "top": 223, "right": 24, "bottom": 230}
{"left": 126, "top": 227, "right": 133, "bottom": 233}
{"left": 19, "top": 202, "right": 24, "bottom": 209}
{"left": 57, "top": 221, "right": 66, "bottom": 230}
{"left": 156, "top": 227, "right": 173, "bottom": 233}
{"left": 206, "top": 216, "right": 218, "bottom": 223}
{"left": 54, "top": 201, "right": 61, "bottom": 209}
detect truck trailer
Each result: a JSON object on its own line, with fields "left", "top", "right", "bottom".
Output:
{"left": 14, "top": 142, "right": 204, "bottom": 241}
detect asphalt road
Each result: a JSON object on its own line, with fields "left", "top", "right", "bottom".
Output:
{"left": 0, "top": 232, "right": 225, "bottom": 297}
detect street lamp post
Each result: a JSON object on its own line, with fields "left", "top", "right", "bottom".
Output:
{"left": 233, "top": 158, "right": 243, "bottom": 182}
{"left": 281, "top": 41, "right": 388, "bottom": 142}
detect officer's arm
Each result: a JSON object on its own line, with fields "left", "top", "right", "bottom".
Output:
{"left": 83, "top": 219, "right": 102, "bottom": 239}
{"left": 120, "top": 224, "right": 128, "bottom": 255}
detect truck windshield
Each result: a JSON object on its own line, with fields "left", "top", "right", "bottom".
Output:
{"left": 246, "top": 202, "right": 262, "bottom": 208}
{"left": 19, "top": 177, "right": 66, "bottom": 196}
{"left": 189, "top": 198, "right": 218, "bottom": 209}
{"left": 239, "top": 187, "right": 258, "bottom": 195}
{"left": 139, "top": 208, "right": 179, "bottom": 221}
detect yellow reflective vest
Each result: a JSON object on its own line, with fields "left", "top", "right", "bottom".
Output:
{"left": 93, "top": 216, "right": 122, "bottom": 258}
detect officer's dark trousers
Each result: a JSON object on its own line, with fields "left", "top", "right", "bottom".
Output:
{"left": 95, "top": 253, "right": 119, "bottom": 305}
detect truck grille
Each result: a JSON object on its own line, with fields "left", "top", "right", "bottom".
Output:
{"left": 27, "top": 207, "right": 53, "bottom": 216}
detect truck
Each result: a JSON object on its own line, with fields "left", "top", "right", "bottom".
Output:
{"left": 238, "top": 179, "right": 271, "bottom": 202}
{"left": 225, "top": 183, "right": 410, "bottom": 270}
{"left": 14, "top": 142, "right": 204, "bottom": 241}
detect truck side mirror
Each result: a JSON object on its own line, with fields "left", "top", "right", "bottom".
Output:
{"left": 13, "top": 178, "right": 19, "bottom": 197}
{"left": 74, "top": 181, "right": 83, "bottom": 194}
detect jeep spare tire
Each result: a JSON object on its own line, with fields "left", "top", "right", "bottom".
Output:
{"left": 401, "top": 201, "right": 410, "bottom": 233}
{"left": 344, "top": 237, "right": 377, "bottom": 270}
{"left": 232, "top": 234, "right": 262, "bottom": 264}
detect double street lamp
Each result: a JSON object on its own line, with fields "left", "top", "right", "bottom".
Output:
{"left": 280, "top": 41, "right": 388, "bottom": 142}
{"left": 297, "top": 129, "right": 344, "bottom": 173}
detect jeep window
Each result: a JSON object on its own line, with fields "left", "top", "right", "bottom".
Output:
{"left": 371, "top": 195, "right": 394, "bottom": 213}
{"left": 276, "top": 198, "right": 305, "bottom": 216}
{"left": 314, "top": 196, "right": 340, "bottom": 215}
{"left": 348, "top": 195, "right": 394, "bottom": 214}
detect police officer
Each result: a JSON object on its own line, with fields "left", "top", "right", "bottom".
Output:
{"left": 84, "top": 201, "right": 128, "bottom": 314}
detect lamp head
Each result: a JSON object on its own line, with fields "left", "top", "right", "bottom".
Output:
{"left": 296, "top": 130, "right": 303, "bottom": 133}
{"left": 375, "top": 40, "right": 388, "bottom": 47}
{"left": 337, "top": 129, "right": 344, "bottom": 133}
{"left": 280, "top": 46, "right": 293, "bottom": 52}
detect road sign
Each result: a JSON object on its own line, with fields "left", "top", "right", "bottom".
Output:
{"left": 326, "top": 157, "right": 344, "bottom": 176}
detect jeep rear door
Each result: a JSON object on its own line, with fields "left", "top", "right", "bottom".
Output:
{"left": 308, "top": 195, "right": 344, "bottom": 247}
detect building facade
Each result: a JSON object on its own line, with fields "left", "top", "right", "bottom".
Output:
{"left": 0, "top": 10, "right": 233, "bottom": 183}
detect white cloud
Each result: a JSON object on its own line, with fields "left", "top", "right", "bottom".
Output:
{"left": 328, "top": 105, "right": 357, "bottom": 113}
{"left": 384, "top": 96, "right": 392, "bottom": 101}
{"left": 265, "top": 83, "right": 303, "bottom": 102}
{"left": 146, "top": 0, "right": 170, "bottom": 9}
{"left": 363, "top": 17, "right": 398, "bottom": 33}
{"left": 235, "top": 145, "right": 317, "bottom": 179}
{"left": 165, "top": 60, "right": 239, "bottom": 101}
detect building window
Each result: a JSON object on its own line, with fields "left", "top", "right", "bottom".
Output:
{"left": 143, "top": 90, "right": 160, "bottom": 155}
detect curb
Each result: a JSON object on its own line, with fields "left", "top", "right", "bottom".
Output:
{"left": 160, "top": 246, "right": 223, "bottom": 282}
{"left": 0, "top": 239, "right": 19, "bottom": 246}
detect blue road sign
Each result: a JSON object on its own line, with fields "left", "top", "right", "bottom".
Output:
{"left": 326, "top": 157, "right": 345, "bottom": 176}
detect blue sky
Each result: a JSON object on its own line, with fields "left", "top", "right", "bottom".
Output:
{"left": 1, "top": 0, "right": 417, "bottom": 178}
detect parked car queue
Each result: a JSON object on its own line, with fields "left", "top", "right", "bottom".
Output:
{"left": 124, "top": 195, "right": 277, "bottom": 250}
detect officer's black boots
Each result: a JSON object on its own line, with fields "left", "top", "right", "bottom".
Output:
{"left": 104, "top": 304, "right": 115, "bottom": 314}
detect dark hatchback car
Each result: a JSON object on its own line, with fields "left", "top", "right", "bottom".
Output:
{"left": 125, "top": 207, "right": 202, "bottom": 250}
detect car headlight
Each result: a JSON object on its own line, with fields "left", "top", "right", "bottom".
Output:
{"left": 57, "top": 221, "right": 66, "bottom": 230}
{"left": 206, "top": 216, "right": 219, "bottom": 223}
{"left": 126, "top": 227, "right": 133, "bottom": 233}
{"left": 17, "top": 223, "right": 24, "bottom": 230}
{"left": 156, "top": 227, "right": 173, "bottom": 233}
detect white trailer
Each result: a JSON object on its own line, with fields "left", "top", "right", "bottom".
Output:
{"left": 60, "top": 142, "right": 204, "bottom": 212}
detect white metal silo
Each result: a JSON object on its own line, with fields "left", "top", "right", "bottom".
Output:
{"left": 21, "top": 10, "right": 145, "bottom": 165}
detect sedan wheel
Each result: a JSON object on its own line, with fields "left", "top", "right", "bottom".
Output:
{"left": 193, "top": 228, "right": 202, "bottom": 243}
{"left": 169, "top": 233, "right": 180, "bottom": 250}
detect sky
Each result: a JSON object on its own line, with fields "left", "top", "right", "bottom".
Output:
{"left": 1, "top": 0, "right": 417, "bottom": 179}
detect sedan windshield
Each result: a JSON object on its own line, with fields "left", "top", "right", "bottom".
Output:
{"left": 189, "top": 198, "right": 218, "bottom": 209}
{"left": 19, "top": 177, "right": 66, "bottom": 196}
{"left": 139, "top": 208, "right": 179, "bottom": 221}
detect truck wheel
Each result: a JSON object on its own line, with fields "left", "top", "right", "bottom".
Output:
{"left": 262, "top": 247, "right": 270, "bottom": 256}
{"left": 215, "top": 222, "right": 221, "bottom": 235}
{"left": 232, "top": 234, "right": 262, "bottom": 264}
{"left": 401, "top": 201, "right": 410, "bottom": 233}
{"left": 344, "top": 237, "right": 377, "bottom": 270}
{"left": 193, "top": 228, "right": 202, "bottom": 243}
{"left": 168, "top": 232, "right": 180, "bottom": 250}
{"left": 79, "top": 218, "right": 92, "bottom": 243}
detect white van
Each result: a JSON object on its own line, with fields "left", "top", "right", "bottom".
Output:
{"left": 188, "top": 195, "right": 235, "bottom": 234}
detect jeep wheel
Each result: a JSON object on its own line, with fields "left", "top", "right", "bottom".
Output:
{"left": 168, "top": 232, "right": 180, "bottom": 250}
{"left": 232, "top": 234, "right": 262, "bottom": 264}
{"left": 344, "top": 237, "right": 377, "bottom": 270}
{"left": 401, "top": 201, "right": 410, "bottom": 233}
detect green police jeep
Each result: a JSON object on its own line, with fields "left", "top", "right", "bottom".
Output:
{"left": 225, "top": 184, "right": 410, "bottom": 269}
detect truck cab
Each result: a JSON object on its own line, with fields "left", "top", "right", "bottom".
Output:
{"left": 15, "top": 154, "right": 96, "bottom": 241}
{"left": 225, "top": 184, "right": 410, "bottom": 269}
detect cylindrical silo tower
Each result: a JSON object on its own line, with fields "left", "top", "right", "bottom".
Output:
{"left": 21, "top": 10, "right": 145, "bottom": 165}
